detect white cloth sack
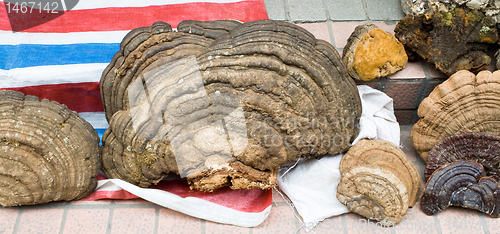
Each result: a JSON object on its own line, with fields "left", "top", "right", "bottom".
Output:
{"left": 277, "top": 85, "right": 400, "bottom": 232}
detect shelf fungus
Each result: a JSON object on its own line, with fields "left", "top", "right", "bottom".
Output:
{"left": 342, "top": 23, "right": 407, "bottom": 81}
{"left": 100, "top": 20, "right": 243, "bottom": 121}
{"left": 337, "top": 139, "right": 420, "bottom": 225}
{"left": 337, "top": 165, "right": 409, "bottom": 226}
{"left": 421, "top": 160, "right": 500, "bottom": 217}
{"left": 0, "top": 90, "right": 101, "bottom": 207}
{"left": 411, "top": 70, "right": 500, "bottom": 162}
{"left": 395, "top": 8, "right": 498, "bottom": 76}
{"left": 425, "top": 132, "right": 500, "bottom": 181}
{"left": 100, "top": 20, "right": 362, "bottom": 192}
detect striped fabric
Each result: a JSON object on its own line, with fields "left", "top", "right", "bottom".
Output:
{"left": 0, "top": 0, "right": 272, "bottom": 226}
{"left": 0, "top": 0, "right": 268, "bottom": 139}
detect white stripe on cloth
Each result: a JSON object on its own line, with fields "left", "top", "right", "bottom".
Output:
{"left": 78, "top": 112, "right": 109, "bottom": 129}
{"left": 70, "top": 0, "right": 248, "bottom": 10}
{"left": 95, "top": 178, "right": 272, "bottom": 227}
{"left": 0, "top": 30, "right": 129, "bottom": 45}
{"left": 0, "top": 63, "right": 107, "bottom": 88}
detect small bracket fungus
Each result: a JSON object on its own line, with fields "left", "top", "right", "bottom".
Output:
{"left": 421, "top": 160, "right": 500, "bottom": 217}
{"left": 0, "top": 90, "right": 101, "bottom": 207}
{"left": 411, "top": 70, "right": 500, "bottom": 162}
{"left": 337, "top": 165, "right": 409, "bottom": 226}
{"left": 395, "top": 8, "right": 498, "bottom": 76}
{"left": 342, "top": 24, "right": 407, "bottom": 81}
{"left": 100, "top": 20, "right": 362, "bottom": 191}
{"left": 425, "top": 132, "right": 500, "bottom": 181}
{"left": 337, "top": 139, "right": 421, "bottom": 225}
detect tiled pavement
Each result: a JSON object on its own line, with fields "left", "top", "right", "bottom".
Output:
{"left": 1, "top": 1, "right": 494, "bottom": 234}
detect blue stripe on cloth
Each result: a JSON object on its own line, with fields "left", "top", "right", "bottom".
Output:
{"left": 96, "top": 128, "right": 107, "bottom": 146}
{"left": 0, "top": 43, "right": 119, "bottom": 70}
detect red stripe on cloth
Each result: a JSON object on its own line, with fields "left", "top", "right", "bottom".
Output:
{"left": 82, "top": 189, "right": 139, "bottom": 201}
{"left": 1, "top": 82, "right": 104, "bottom": 113}
{"left": 152, "top": 179, "right": 272, "bottom": 213}
{"left": 83, "top": 178, "right": 272, "bottom": 213}
{"left": 0, "top": 1, "right": 269, "bottom": 32}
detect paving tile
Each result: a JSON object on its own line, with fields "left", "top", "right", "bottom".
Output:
{"left": 436, "top": 207, "right": 485, "bottom": 234}
{"left": 69, "top": 199, "right": 113, "bottom": 205}
{"left": 205, "top": 221, "right": 250, "bottom": 234}
{"left": 399, "top": 124, "right": 420, "bottom": 162}
{"left": 354, "top": 78, "right": 387, "bottom": 92}
{"left": 384, "top": 80, "right": 425, "bottom": 110}
{"left": 0, "top": 208, "right": 18, "bottom": 234}
{"left": 263, "top": 0, "right": 287, "bottom": 20}
{"left": 365, "top": 0, "right": 405, "bottom": 21}
{"left": 297, "top": 22, "right": 330, "bottom": 42}
{"left": 372, "top": 21, "right": 397, "bottom": 34}
{"left": 113, "top": 198, "right": 150, "bottom": 205}
{"left": 393, "top": 204, "right": 439, "bottom": 233}
{"left": 271, "top": 188, "right": 286, "bottom": 204}
{"left": 324, "top": 0, "right": 366, "bottom": 21}
{"left": 427, "top": 63, "right": 447, "bottom": 78}
{"left": 343, "top": 213, "right": 393, "bottom": 234}
{"left": 337, "top": 49, "right": 343, "bottom": 57}
{"left": 330, "top": 21, "right": 367, "bottom": 49}
{"left": 62, "top": 209, "right": 110, "bottom": 234}
{"left": 287, "top": 0, "right": 327, "bottom": 22}
{"left": 412, "top": 162, "right": 426, "bottom": 184}
{"left": 253, "top": 206, "right": 301, "bottom": 234}
{"left": 17, "top": 209, "right": 64, "bottom": 234}
{"left": 387, "top": 61, "right": 426, "bottom": 79}
{"left": 110, "top": 208, "right": 156, "bottom": 234}
{"left": 423, "top": 78, "right": 446, "bottom": 100}
{"left": 394, "top": 110, "right": 417, "bottom": 125}
{"left": 158, "top": 208, "right": 202, "bottom": 234}
{"left": 308, "top": 215, "right": 344, "bottom": 233}
{"left": 483, "top": 214, "right": 500, "bottom": 233}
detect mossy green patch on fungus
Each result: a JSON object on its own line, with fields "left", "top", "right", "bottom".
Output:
{"left": 478, "top": 26, "right": 497, "bottom": 43}
{"left": 440, "top": 11, "right": 454, "bottom": 26}
{"left": 137, "top": 151, "right": 158, "bottom": 167}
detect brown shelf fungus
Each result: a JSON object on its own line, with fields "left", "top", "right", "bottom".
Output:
{"left": 100, "top": 20, "right": 242, "bottom": 121}
{"left": 342, "top": 24, "right": 407, "bottom": 81}
{"left": 100, "top": 20, "right": 362, "bottom": 192}
{"left": 411, "top": 70, "right": 500, "bottom": 162}
{"left": 425, "top": 132, "right": 500, "bottom": 181}
{"left": 337, "top": 165, "right": 409, "bottom": 226}
{"left": 339, "top": 139, "right": 421, "bottom": 207}
{"left": 420, "top": 160, "right": 500, "bottom": 217}
{"left": 395, "top": 8, "right": 498, "bottom": 76}
{"left": 0, "top": 90, "right": 101, "bottom": 207}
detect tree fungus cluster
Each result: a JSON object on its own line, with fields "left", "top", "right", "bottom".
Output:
{"left": 412, "top": 70, "right": 500, "bottom": 217}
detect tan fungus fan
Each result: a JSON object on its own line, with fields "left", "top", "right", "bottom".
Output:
{"left": 411, "top": 70, "right": 500, "bottom": 162}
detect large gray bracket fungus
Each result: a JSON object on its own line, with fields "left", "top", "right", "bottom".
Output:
{"left": 100, "top": 20, "right": 362, "bottom": 192}
{"left": 421, "top": 160, "right": 500, "bottom": 217}
{"left": 0, "top": 90, "right": 101, "bottom": 207}
{"left": 100, "top": 20, "right": 242, "bottom": 121}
